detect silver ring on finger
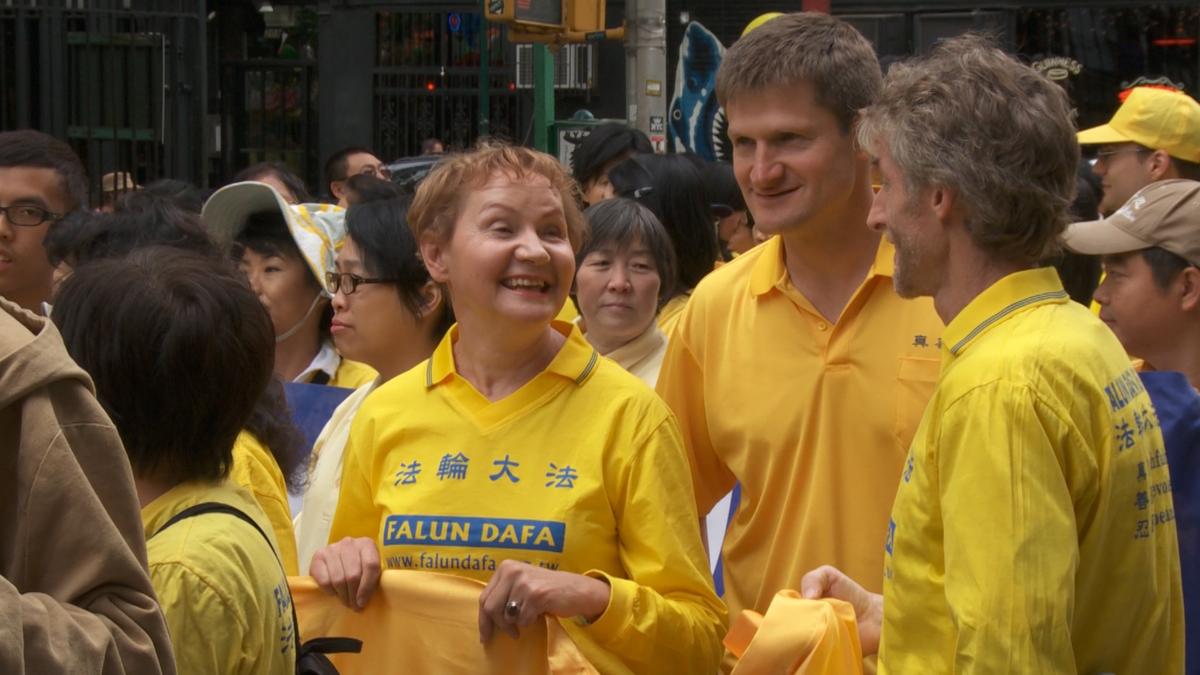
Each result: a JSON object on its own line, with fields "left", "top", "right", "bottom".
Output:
{"left": 504, "top": 599, "right": 522, "bottom": 620}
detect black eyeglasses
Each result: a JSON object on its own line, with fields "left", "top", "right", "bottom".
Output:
{"left": 0, "top": 203, "right": 62, "bottom": 227}
{"left": 325, "top": 271, "right": 396, "bottom": 295}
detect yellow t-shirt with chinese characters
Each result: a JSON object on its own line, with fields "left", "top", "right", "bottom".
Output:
{"left": 656, "top": 236, "right": 943, "bottom": 623}
{"left": 329, "top": 321, "right": 726, "bottom": 675}
{"left": 142, "top": 480, "right": 297, "bottom": 675}
{"left": 880, "top": 267, "right": 1184, "bottom": 673}
{"left": 230, "top": 430, "right": 299, "bottom": 575}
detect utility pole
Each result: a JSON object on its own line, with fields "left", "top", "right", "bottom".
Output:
{"left": 624, "top": 0, "right": 667, "bottom": 151}
{"left": 533, "top": 44, "right": 555, "bottom": 153}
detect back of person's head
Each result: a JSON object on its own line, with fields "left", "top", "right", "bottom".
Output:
{"left": 701, "top": 161, "right": 746, "bottom": 213}
{"left": 52, "top": 247, "right": 274, "bottom": 486}
{"left": 44, "top": 203, "right": 218, "bottom": 269}
{"left": 346, "top": 196, "right": 454, "bottom": 336}
{"left": 609, "top": 153, "right": 721, "bottom": 292}
{"left": 421, "top": 138, "right": 445, "bottom": 155}
{"left": 579, "top": 197, "right": 679, "bottom": 306}
{"left": 570, "top": 123, "right": 653, "bottom": 188}
{"left": 858, "top": 33, "right": 1078, "bottom": 266}
{"left": 116, "top": 178, "right": 210, "bottom": 215}
{"left": 234, "top": 162, "right": 313, "bottom": 203}
{"left": 716, "top": 12, "right": 881, "bottom": 133}
{"left": 344, "top": 173, "right": 405, "bottom": 205}
{"left": 0, "top": 129, "right": 89, "bottom": 210}
{"left": 325, "top": 146, "right": 375, "bottom": 189}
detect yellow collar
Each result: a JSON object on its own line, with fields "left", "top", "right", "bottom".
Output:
{"left": 943, "top": 267, "right": 1068, "bottom": 358}
{"left": 749, "top": 235, "right": 896, "bottom": 297}
{"left": 425, "top": 320, "right": 600, "bottom": 389}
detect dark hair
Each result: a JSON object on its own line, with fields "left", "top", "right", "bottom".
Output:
{"left": 345, "top": 197, "right": 454, "bottom": 338}
{"left": 0, "top": 129, "right": 88, "bottom": 210}
{"left": 570, "top": 123, "right": 653, "bottom": 188}
{"left": 344, "top": 173, "right": 405, "bottom": 206}
{"left": 234, "top": 162, "right": 313, "bottom": 203}
{"left": 242, "top": 377, "right": 308, "bottom": 492}
{"left": 44, "top": 204, "right": 218, "bottom": 269}
{"left": 1143, "top": 246, "right": 1192, "bottom": 289}
{"left": 52, "top": 248, "right": 274, "bottom": 486}
{"left": 324, "top": 146, "right": 376, "bottom": 194}
{"left": 117, "top": 179, "right": 210, "bottom": 215}
{"left": 609, "top": 153, "right": 721, "bottom": 293}
{"left": 1171, "top": 156, "right": 1200, "bottom": 181}
{"left": 701, "top": 161, "right": 746, "bottom": 213}
{"left": 579, "top": 198, "right": 679, "bottom": 306}
{"left": 234, "top": 210, "right": 332, "bottom": 340}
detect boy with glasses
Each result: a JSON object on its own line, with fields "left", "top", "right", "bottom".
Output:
{"left": 0, "top": 130, "right": 87, "bottom": 313}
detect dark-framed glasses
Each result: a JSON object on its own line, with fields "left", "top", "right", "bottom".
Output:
{"left": 325, "top": 270, "right": 396, "bottom": 295}
{"left": 0, "top": 203, "right": 62, "bottom": 227}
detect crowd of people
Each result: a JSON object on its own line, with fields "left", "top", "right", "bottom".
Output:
{"left": 0, "top": 10, "right": 1197, "bottom": 675}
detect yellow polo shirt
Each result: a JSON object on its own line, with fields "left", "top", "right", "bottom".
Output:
{"left": 230, "top": 430, "right": 299, "bottom": 575}
{"left": 143, "top": 480, "right": 296, "bottom": 675}
{"left": 880, "top": 267, "right": 1184, "bottom": 673}
{"left": 329, "top": 357, "right": 377, "bottom": 389}
{"left": 330, "top": 321, "right": 726, "bottom": 674}
{"left": 656, "top": 235, "right": 943, "bottom": 622}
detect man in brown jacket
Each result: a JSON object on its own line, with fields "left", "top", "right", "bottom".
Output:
{"left": 0, "top": 295, "right": 175, "bottom": 673}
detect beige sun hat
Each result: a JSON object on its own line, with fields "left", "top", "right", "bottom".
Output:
{"left": 200, "top": 181, "right": 346, "bottom": 296}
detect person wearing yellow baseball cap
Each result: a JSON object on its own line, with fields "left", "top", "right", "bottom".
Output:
{"left": 1063, "top": 179, "right": 1200, "bottom": 674}
{"left": 1077, "top": 87, "right": 1200, "bottom": 216}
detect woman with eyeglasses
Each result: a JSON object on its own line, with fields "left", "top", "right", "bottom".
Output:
{"left": 309, "top": 143, "right": 725, "bottom": 674}
{"left": 294, "top": 196, "right": 453, "bottom": 572}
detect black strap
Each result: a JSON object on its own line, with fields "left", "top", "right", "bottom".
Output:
{"left": 153, "top": 502, "right": 363, "bottom": 673}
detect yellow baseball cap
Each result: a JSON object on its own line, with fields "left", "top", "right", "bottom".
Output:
{"left": 1076, "top": 87, "right": 1200, "bottom": 163}
{"left": 742, "top": 12, "right": 783, "bottom": 37}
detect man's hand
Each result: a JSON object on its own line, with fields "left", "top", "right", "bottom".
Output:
{"left": 801, "top": 565, "right": 883, "bottom": 655}
{"left": 310, "top": 537, "right": 382, "bottom": 610}
{"left": 478, "top": 560, "right": 611, "bottom": 642}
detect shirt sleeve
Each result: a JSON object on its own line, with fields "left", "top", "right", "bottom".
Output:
{"left": 581, "top": 414, "right": 728, "bottom": 673}
{"left": 937, "top": 383, "right": 1082, "bottom": 671}
{"left": 0, "top": 424, "right": 176, "bottom": 675}
{"left": 655, "top": 309, "right": 737, "bottom": 514}
{"left": 230, "top": 433, "right": 299, "bottom": 575}
{"left": 327, "top": 410, "right": 382, "bottom": 545}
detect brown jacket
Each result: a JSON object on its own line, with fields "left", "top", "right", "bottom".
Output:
{"left": 0, "top": 298, "right": 176, "bottom": 674}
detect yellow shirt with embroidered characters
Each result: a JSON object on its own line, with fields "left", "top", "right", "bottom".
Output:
{"left": 880, "top": 267, "right": 1185, "bottom": 673}
{"left": 330, "top": 321, "right": 727, "bottom": 675}
{"left": 142, "top": 480, "right": 297, "bottom": 675}
{"left": 656, "top": 236, "right": 944, "bottom": 625}
{"left": 230, "top": 430, "right": 299, "bottom": 575}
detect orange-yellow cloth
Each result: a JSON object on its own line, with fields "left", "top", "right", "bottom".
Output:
{"left": 724, "top": 591, "right": 863, "bottom": 675}
{"left": 290, "top": 571, "right": 599, "bottom": 674}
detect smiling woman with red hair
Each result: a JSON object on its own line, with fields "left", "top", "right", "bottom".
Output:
{"left": 310, "top": 142, "right": 725, "bottom": 674}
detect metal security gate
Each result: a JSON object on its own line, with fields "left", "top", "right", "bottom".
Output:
{"left": 0, "top": 0, "right": 205, "bottom": 202}
{"left": 373, "top": 9, "right": 529, "bottom": 158}
{"left": 221, "top": 58, "right": 319, "bottom": 193}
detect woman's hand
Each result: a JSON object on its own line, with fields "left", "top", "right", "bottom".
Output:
{"left": 310, "top": 537, "right": 382, "bottom": 610}
{"left": 478, "top": 560, "right": 611, "bottom": 642}
{"left": 801, "top": 565, "right": 884, "bottom": 655}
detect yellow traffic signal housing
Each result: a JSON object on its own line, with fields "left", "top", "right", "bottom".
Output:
{"left": 487, "top": 0, "right": 620, "bottom": 43}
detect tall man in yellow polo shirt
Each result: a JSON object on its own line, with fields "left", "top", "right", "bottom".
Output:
{"left": 655, "top": 10, "right": 944, "bottom": 652}
{"left": 801, "top": 35, "right": 1185, "bottom": 672}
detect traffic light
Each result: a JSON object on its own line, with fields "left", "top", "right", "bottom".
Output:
{"left": 485, "top": 0, "right": 622, "bottom": 43}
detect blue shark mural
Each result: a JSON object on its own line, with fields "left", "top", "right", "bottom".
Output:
{"left": 669, "top": 22, "right": 730, "bottom": 162}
